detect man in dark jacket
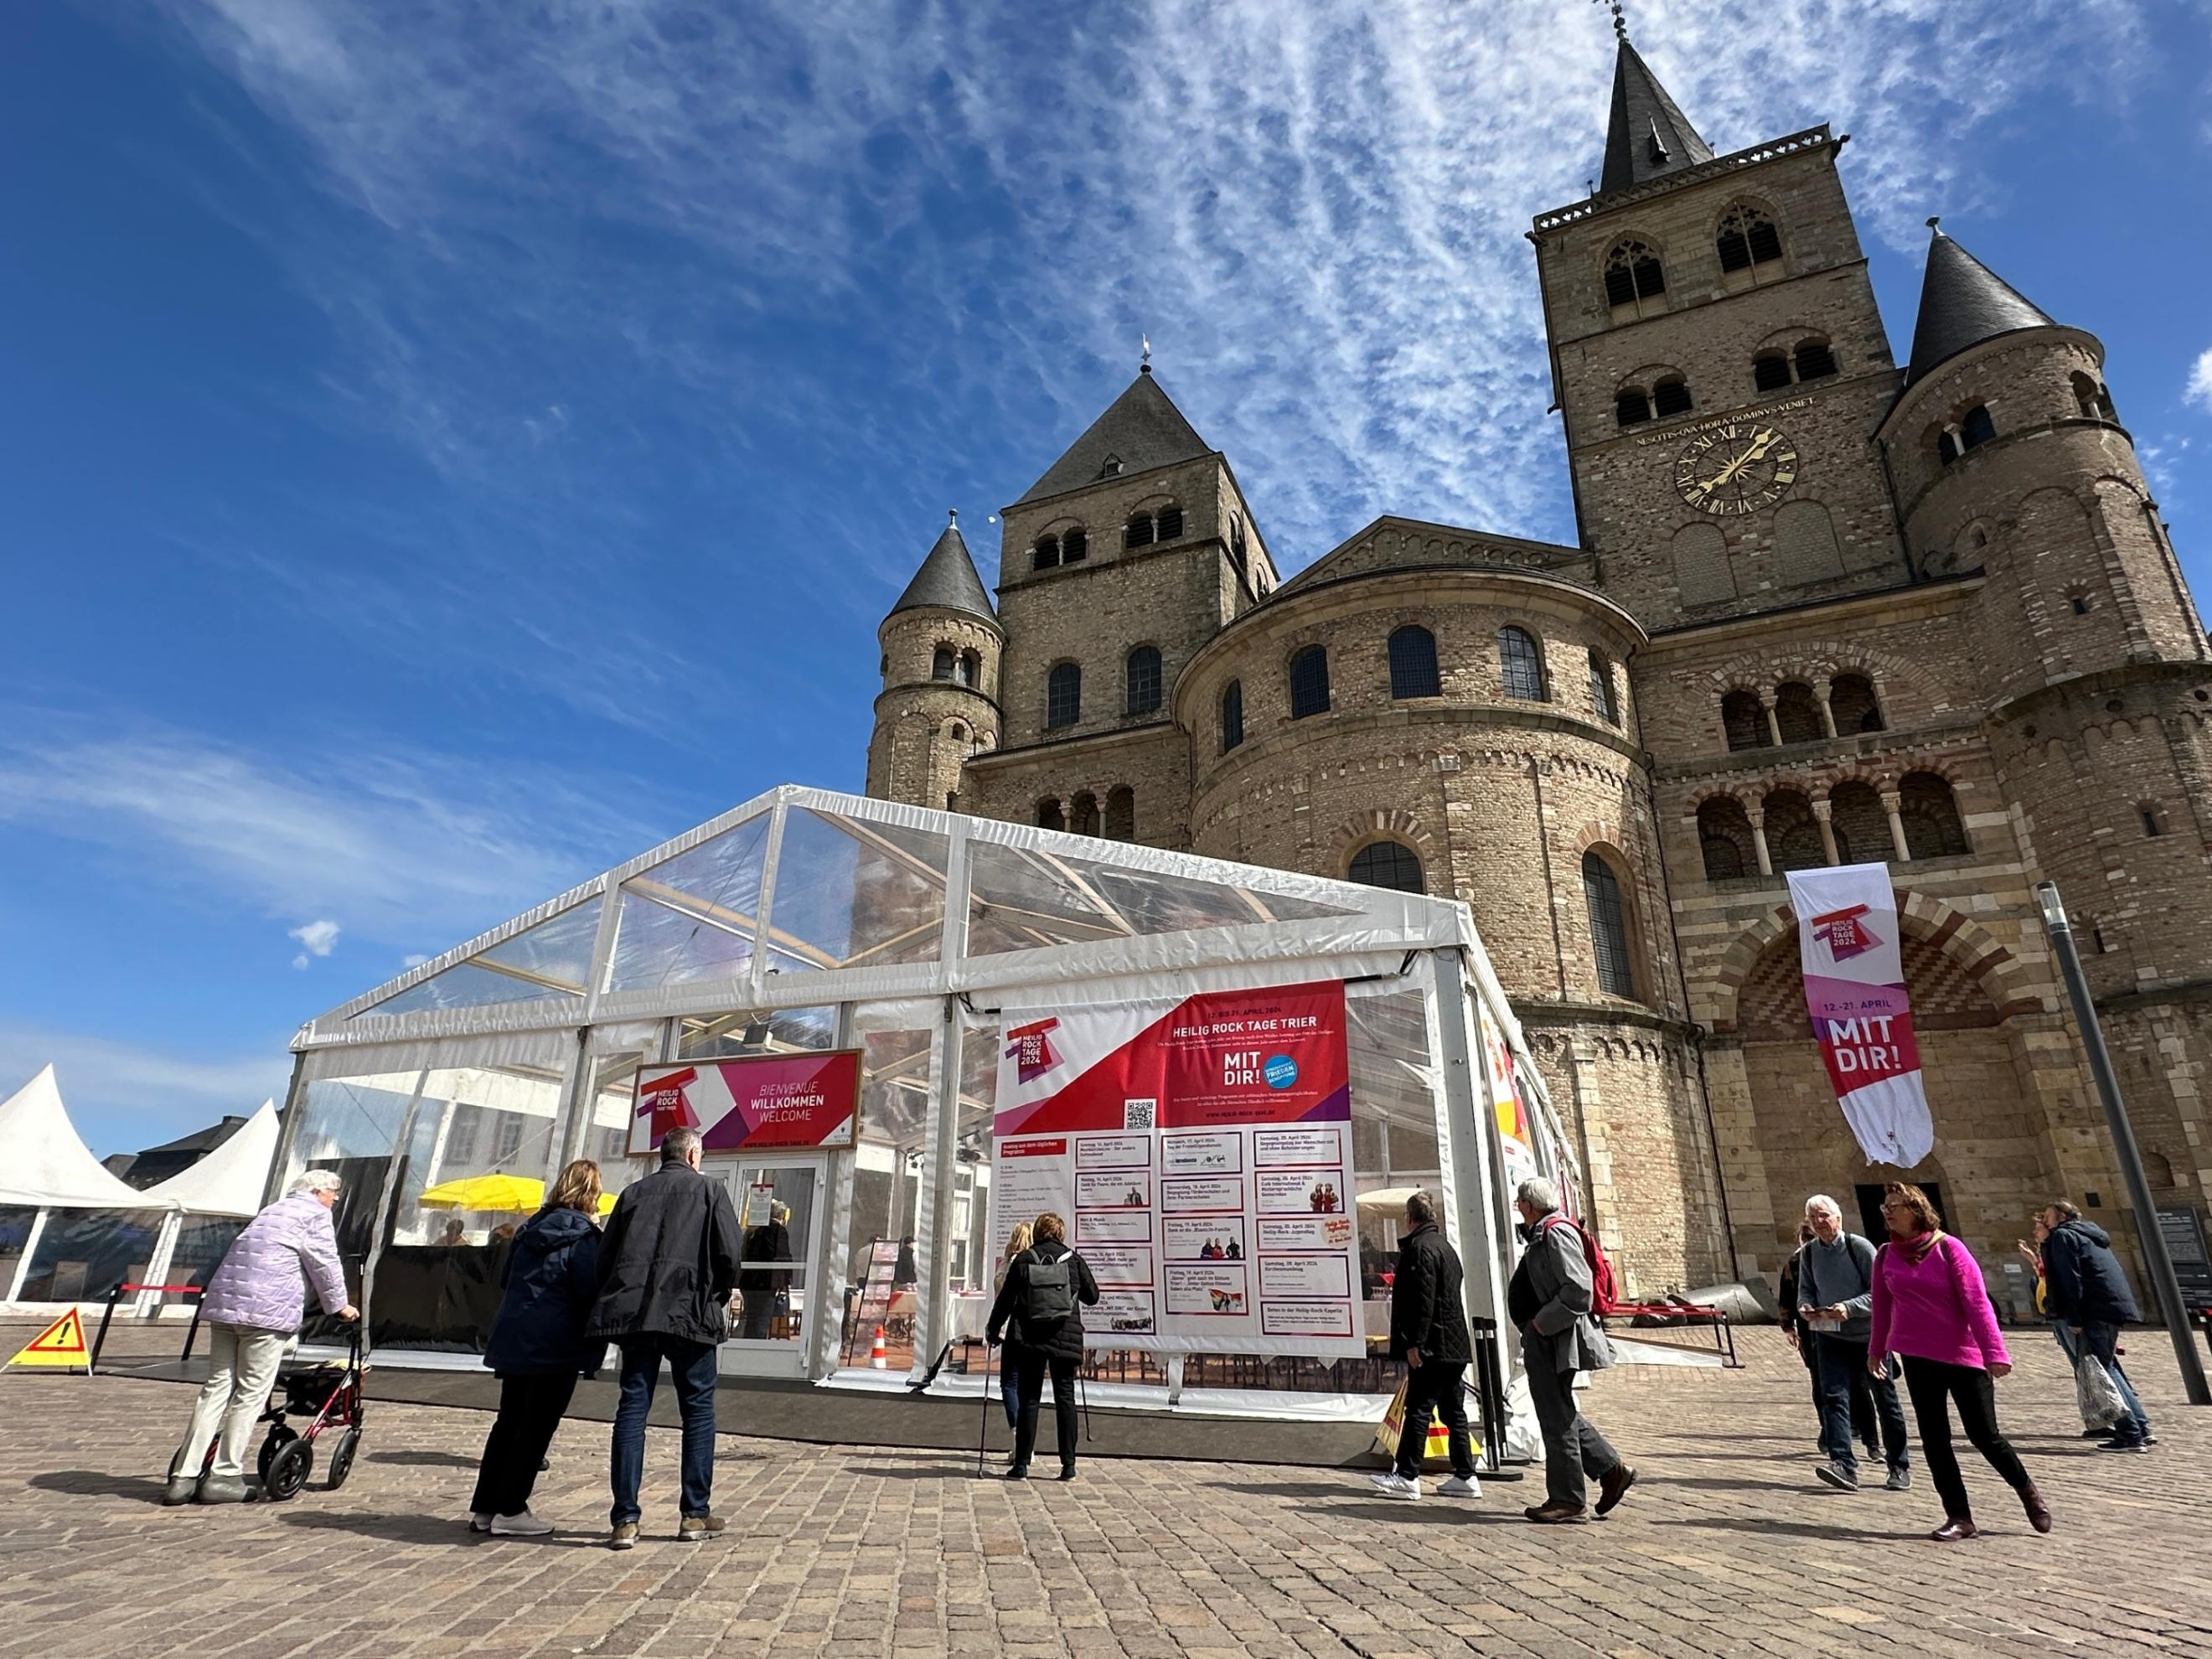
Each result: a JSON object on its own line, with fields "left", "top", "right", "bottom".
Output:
{"left": 1369, "top": 1191, "right": 1480, "bottom": 1501}
{"left": 2039, "top": 1201, "right": 2153, "bottom": 1451}
{"left": 1508, "top": 1177, "right": 1633, "bottom": 1523}
{"left": 985, "top": 1212, "right": 1099, "bottom": 1481}
{"left": 736, "top": 1201, "right": 793, "bottom": 1341}
{"left": 589, "top": 1126, "right": 743, "bottom": 1548}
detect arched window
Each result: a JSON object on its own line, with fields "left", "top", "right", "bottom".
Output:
{"left": 1388, "top": 626, "right": 1440, "bottom": 699}
{"left": 1155, "top": 505, "right": 1185, "bottom": 541}
{"left": 1499, "top": 627, "right": 1546, "bottom": 701}
{"left": 1775, "top": 681, "right": 1823, "bottom": 744}
{"left": 1032, "top": 535, "right": 1061, "bottom": 571}
{"left": 1104, "top": 786, "right": 1135, "bottom": 841}
{"left": 1062, "top": 528, "right": 1088, "bottom": 562}
{"left": 1828, "top": 673, "right": 1882, "bottom": 733}
{"left": 1716, "top": 204, "right": 1782, "bottom": 273}
{"left": 931, "top": 647, "right": 955, "bottom": 681}
{"left": 1763, "top": 788, "right": 1825, "bottom": 872}
{"left": 1603, "top": 240, "right": 1666, "bottom": 310}
{"left": 1036, "top": 798, "right": 1065, "bottom": 833}
{"left": 1722, "top": 690, "right": 1770, "bottom": 751}
{"left": 1220, "top": 680, "right": 1244, "bottom": 752}
{"left": 1697, "top": 798, "right": 1755, "bottom": 880}
{"left": 1587, "top": 649, "right": 1618, "bottom": 724}
{"left": 2139, "top": 803, "right": 2163, "bottom": 837}
{"left": 1959, "top": 406, "right": 1998, "bottom": 452}
{"left": 1124, "top": 513, "right": 1155, "bottom": 550}
{"left": 1125, "top": 645, "right": 1162, "bottom": 715}
{"left": 1828, "top": 781, "right": 1888, "bottom": 864}
{"left": 2070, "top": 592, "right": 2093, "bottom": 616}
{"left": 1793, "top": 340, "right": 1837, "bottom": 381}
{"left": 1581, "top": 851, "right": 1636, "bottom": 997}
{"left": 1289, "top": 645, "right": 1330, "bottom": 719}
{"left": 1615, "top": 389, "right": 1651, "bottom": 427}
{"left": 1046, "top": 663, "right": 1082, "bottom": 729}
{"left": 2070, "top": 371, "right": 2116, "bottom": 420}
{"left": 1072, "top": 791, "right": 1101, "bottom": 837}
{"left": 1754, "top": 351, "right": 1793, "bottom": 393}
{"left": 1937, "top": 429, "right": 1961, "bottom": 465}
{"left": 1899, "top": 772, "right": 1968, "bottom": 858}
{"left": 953, "top": 653, "right": 974, "bottom": 687}
{"left": 1231, "top": 514, "right": 1248, "bottom": 558}
{"left": 1348, "top": 840, "right": 1424, "bottom": 894}
{"left": 1651, "top": 376, "right": 1693, "bottom": 417}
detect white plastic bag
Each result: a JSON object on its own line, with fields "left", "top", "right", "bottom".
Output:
{"left": 2075, "top": 1352, "right": 2127, "bottom": 1429}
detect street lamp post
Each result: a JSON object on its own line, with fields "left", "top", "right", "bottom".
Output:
{"left": 2035, "top": 881, "right": 2210, "bottom": 1406}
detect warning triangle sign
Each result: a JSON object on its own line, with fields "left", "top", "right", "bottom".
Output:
{"left": 6, "top": 1308, "right": 90, "bottom": 1373}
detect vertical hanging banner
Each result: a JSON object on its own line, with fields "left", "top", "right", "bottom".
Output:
{"left": 1475, "top": 1000, "right": 1542, "bottom": 1197}
{"left": 1785, "top": 863, "right": 1935, "bottom": 1168}
{"left": 991, "top": 980, "right": 1360, "bottom": 1357}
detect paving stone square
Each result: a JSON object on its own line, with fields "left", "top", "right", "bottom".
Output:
{"left": 1, "top": 1329, "right": 2205, "bottom": 1658}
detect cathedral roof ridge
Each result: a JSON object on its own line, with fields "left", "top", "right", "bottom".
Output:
{"left": 1904, "top": 222, "right": 2057, "bottom": 387}
{"left": 1011, "top": 368, "right": 1216, "bottom": 508}
{"left": 886, "top": 510, "right": 1000, "bottom": 628}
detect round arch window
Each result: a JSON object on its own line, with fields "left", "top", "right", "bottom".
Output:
{"left": 1348, "top": 840, "right": 1424, "bottom": 894}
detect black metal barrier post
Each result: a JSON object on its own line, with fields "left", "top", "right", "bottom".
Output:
{"left": 88, "top": 1282, "right": 206, "bottom": 1375}
{"left": 1470, "top": 1316, "right": 1509, "bottom": 1475}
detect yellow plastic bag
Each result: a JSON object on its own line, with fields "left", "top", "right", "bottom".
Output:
{"left": 1373, "top": 1377, "right": 1478, "bottom": 1464}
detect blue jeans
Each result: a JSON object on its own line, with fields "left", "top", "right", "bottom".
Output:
{"left": 609, "top": 1335, "right": 718, "bottom": 1527}
{"left": 2050, "top": 1319, "right": 2080, "bottom": 1365}
{"left": 2080, "top": 1320, "right": 2152, "bottom": 1441}
{"left": 1000, "top": 1351, "right": 1021, "bottom": 1429}
{"left": 1815, "top": 1335, "right": 1908, "bottom": 1477}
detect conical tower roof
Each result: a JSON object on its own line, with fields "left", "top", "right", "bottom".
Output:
{"left": 1600, "top": 40, "right": 1713, "bottom": 194}
{"left": 1905, "top": 226, "right": 2056, "bottom": 385}
{"left": 888, "top": 514, "right": 998, "bottom": 627}
{"left": 1014, "top": 367, "right": 1213, "bottom": 505}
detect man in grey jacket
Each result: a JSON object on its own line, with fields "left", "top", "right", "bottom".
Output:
{"left": 1798, "top": 1194, "right": 1910, "bottom": 1492}
{"left": 1507, "top": 1177, "right": 1634, "bottom": 1523}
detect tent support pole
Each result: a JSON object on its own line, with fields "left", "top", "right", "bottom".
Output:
{"left": 6, "top": 1208, "right": 47, "bottom": 1304}
{"left": 259, "top": 1052, "right": 310, "bottom": 1211}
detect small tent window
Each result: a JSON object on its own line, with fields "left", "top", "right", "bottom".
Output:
{"left": 1062, "top": 528, "right": 1088, "bottom": 562}
{"left": 1124, "top": 513, "right": 1155, "bottom": 550}
{"left": 1125, "top": 645, "right": 1162, "bottom": 716}
{"left": 1388, "top": 626, "right": 1440, "bottom": 700}
{"left": 1794, "top": 340, "right": 1837, "bottom": 381}
{"left": 1754, "top": 352, "right": 1793, "bottom": 393}
{"left": 1615, "top": 390, "right": 1651, "bottom": 427}
{"left": 1499, "top": 626, "right": 1546, "bottom": 701}
{"left": 1032, "top": 535, "right": 1060, "bottom": 571}
{"left": 1581, "top": 852, "right": 1636, "bottom": 998}
{"left": 1604, "top": 240, "right": 1666, "bottom": 308}
{"left": 1046, "top": 663, "right": 1081, "bottom": 729}
{"left": 1959, "top": 406, "right": 1998, "bottom": 452}
{"left": 1155, "top": 505, "right": 1185, "bottom": 541}
{"left": 1289, "top": 645, "right": 1330, "bottom": 719}
{"left": 1220, "top": 680, "right": 1244, "bottom": 752}
{"left": 1587, "top": 649, "right": 1618, "bottom": 724}
{"left": 1349, "top": 840, "right": 1424, "bottom": 894}
{"left": 1652, "top": 377, "right": 1693, "bottom": 417}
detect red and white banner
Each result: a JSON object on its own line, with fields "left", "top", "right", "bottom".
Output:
{"left": 1785, "top": 865, "right": 1933, "bottom": 1168}
{"left": 629, "top": 1052, "right": 861, "bottom": 1155}
{"left": 990, "top": 980, "right": 1360, "bottom": 1358}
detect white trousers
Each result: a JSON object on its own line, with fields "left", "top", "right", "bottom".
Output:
{"left": 170, "top": 1323, "right": 289, "bottom": 1481}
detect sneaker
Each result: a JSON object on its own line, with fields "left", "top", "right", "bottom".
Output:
{"left": 1056, "top": 1465, "right": 1078, "bottom": 1483}
{"left": 677, "top": 1513, "right": 726, "bottom": 1542}
{"left": 1434, "top": 1476, "right": 1480, "bottom": 1498}
{"left": 491, "top": 1510, "right": 554, "bottom": 1537}
{"left": 1370, "top": 1472, "right": 1420, "bottom": 1501}
{"left": 2097, "top": 1437, "right": 2148, "bottom": 1455}
{"left": 1005, "top": 1465, "right": 1029, "bottom": 1481}
{"left": 161, "top": 1476, "right": 199, "bottom": 1507}
{"left": 2080, "top": 1427, "right": 2111, "bottom": 1439}
{"left": 607, "top": 1523, "right": 638, "bottom": 1552}
{"left": 1884, "top": 1465, "right": 1911, "bottom": 1491}
{"left": 195, "top": 1474, "right": 247, "bottom": 1506}
{"left": 1814, "top": 1461, "right": 1859, "bottom": 1492}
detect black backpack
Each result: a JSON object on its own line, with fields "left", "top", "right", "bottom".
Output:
{"left": 1019, "top": 1251, "right": 1076, "bottom": 1326}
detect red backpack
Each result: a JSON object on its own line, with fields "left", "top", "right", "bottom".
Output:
{"left": 1540, "top": 1214, "right": 1622, "bottom": 1315}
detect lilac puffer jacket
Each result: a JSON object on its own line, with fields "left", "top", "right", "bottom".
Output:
{"left": 201, "top": 1191, "right": 350, "bottom": 1334}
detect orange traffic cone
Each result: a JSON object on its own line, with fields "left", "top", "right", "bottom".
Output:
{"left": 870, "top": 1325, "right": 888, "bottom": 1369}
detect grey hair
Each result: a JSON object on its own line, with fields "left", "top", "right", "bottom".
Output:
{"left": 1805, "top": 1193, "right": 1842, "bottom": 1218}
{"left": 292, "top": 1168, "right": 342, "bottom": 1196}
{"left": 1516, "top": 1176, "right": 1559, "bottom": 1215}
{"left": 1404, "top": 1188, "right": 1438, "bottom": 1225}
{"left": 660, "top": 1125, "right": 703, "bottom": 1165}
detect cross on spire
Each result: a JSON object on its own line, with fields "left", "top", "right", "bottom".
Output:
{"left": 1594, "top": 0, "right": 1628, "bottom": 44}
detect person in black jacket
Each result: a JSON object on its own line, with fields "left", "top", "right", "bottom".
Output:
{"left": 736, "top": 1201, "right": 793, "bottom": 1341}
{"left": 1369, "top": 1190, "right": 1480, "bottom": 1501}
{"left": 985, "top": 1212, "right": 1099, "bottom": 1481}
{"left": 467, "top": 1160, "right": 604, "bottom": 1537}
{"left": 2039, "top": 1201, "right": 2153, "bottom": 1450}
{"left": 587, "top": 1126, "right": 743, "bottom": 1548}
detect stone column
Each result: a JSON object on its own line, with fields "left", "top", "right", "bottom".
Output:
{"left": 1760, "top": 693, "right": 1782, "bottom": 748}
{"left": 1815, "top": 678, "right": 1838, "bottom": 740}
{"left": 1746, "top": 807, "right": 1773, "bottom": 876}
{"left": 1057, "top": 795, "right": 1074, "bottom": 830}
{"left": 1811, "top": 798, "right": 1840, "bottom": 865}
{"left": 1882, "top": 789, "right": 1910, "bottom": 861}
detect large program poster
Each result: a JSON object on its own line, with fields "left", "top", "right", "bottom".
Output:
{"left": 989, "top": 980, "right": 1360, "bottom": 1357}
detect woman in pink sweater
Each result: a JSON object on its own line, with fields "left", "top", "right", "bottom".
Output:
{"left": 1867, "top": 1182, "right": 2050, "bottom": 1543}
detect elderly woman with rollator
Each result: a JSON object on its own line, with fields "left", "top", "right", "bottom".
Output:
{"left": 163, "top": 1169, "right": 357, "bottom": 1505}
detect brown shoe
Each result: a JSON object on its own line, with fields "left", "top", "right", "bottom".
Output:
{"left": 1523, "top": 1501, "right": 1588, "bottom": 1524}
{"left": 2021, "top": 1485, "right": 2052, "bottom": 1534}
{"left": 1594, "top": 1465, "right": 1636, "bottom": 1517}
{"left": 677, "top": 1513, "right": 726, "bottom": 1542}
{"left": 1930, "top": 1517, "right": 1978, "bottom": 1543}
{"left": 607, "top": 1522, "right": 638, "bottom": 1552}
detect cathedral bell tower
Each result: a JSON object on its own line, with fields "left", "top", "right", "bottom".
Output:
{"left": 866, "top": 513, "right": 1002, "bottom": 809}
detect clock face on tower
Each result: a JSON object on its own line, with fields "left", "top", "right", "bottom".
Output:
{"left": 1673, "top": 422, "right": 1800, "bottom": 516}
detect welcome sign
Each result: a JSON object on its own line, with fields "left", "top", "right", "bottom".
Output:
{"left": 629, "top": 1051, "right": 861, "bottom": 1155}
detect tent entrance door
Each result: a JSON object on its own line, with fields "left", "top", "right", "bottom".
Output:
{"left": 706, "top": 1156, "right": 824, "bottom": 1379}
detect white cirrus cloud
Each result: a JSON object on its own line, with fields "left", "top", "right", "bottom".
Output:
{"left": 2185, "top": 347, "right": 2212, "bottom": 414}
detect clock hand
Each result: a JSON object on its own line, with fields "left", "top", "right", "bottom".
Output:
{"left": 1698, "top": 432, "right": 1780, "bottom": 497}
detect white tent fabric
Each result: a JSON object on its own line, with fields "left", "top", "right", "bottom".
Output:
{"left": 0, "top": 1065, "right": 167, "bottom": 1210}
{"left": 136, "top": 1099, "right": 279, "bottom": 1218}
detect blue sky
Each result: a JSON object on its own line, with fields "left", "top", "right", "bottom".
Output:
{"left": 4, "top": 0, "right": 2209, "bottom": 1155}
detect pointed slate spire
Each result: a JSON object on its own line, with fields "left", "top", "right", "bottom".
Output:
{"left": 1600, "top": 40, "right": 1713, "bottom": 194}
{"left": 1013, "top": 367, "right": 1213, "bottom": 505}
{"left": 888, "top": 510, "right": 998, "bottom": 625}
{"left": 1904, "top": 223, "right": 2056, "bottom": 385}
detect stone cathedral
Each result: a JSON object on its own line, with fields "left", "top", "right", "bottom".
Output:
{"left": 862, "top": 39, "right": 2212, "bottom": 1298}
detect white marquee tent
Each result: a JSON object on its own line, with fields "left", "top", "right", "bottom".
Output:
{"left": 0, "top": 1065, "right": 174, "bottom": 1309}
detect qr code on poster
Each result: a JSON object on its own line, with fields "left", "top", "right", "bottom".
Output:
{"left": 1123, "top": 1098, "right": 1157, "bottom": 1130}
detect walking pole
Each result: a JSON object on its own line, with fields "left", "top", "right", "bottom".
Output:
{"left": 975, "top": 1343, "right": 995, "bottom": 1478}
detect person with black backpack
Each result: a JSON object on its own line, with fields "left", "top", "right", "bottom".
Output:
{"left": 985, "top": 1211, "right": 1100, "bottom": 1481}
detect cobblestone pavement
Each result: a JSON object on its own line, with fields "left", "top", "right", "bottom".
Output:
{"left": 2, "top": 1328, "right": 2206, "bottom": 1659}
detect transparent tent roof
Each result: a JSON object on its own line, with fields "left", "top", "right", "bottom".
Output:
{"left": 301, "top": 786, "right": 1489, "bottom": 1050}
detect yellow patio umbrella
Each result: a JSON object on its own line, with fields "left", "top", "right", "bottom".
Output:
{"left": 417, "top": 1174, "right": 618, "bottom": 1216}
